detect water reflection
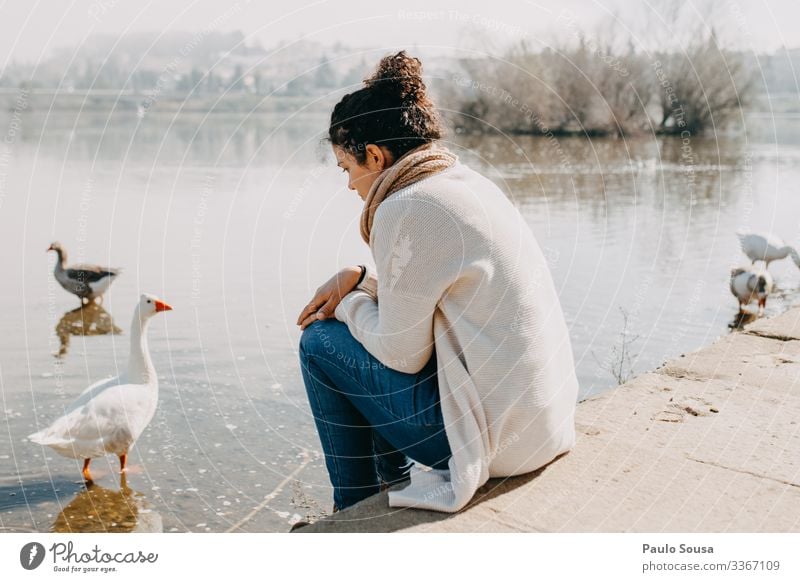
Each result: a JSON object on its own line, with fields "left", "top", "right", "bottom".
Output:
{"left": 1, "top": 110, "right": 329, "bottom": 167}
{"left": 729, "top": 311, "right": 758, "bottom": 330}
{"left": 55, "top": 304, "right": 121, "bottom": 357}
{"left": 51, "top": 475, "right": 162, "bottom": 533}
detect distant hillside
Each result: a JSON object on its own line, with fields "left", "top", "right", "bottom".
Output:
{"left": 0, "top": 31, "right": 797, "bottom": 121}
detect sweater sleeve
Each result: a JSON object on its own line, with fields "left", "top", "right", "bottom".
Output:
{"left": 355, "top": 263, "right": 378, "bottom": 301}
{"left": 334, "top": 200, "right": 455, "bottom": 375}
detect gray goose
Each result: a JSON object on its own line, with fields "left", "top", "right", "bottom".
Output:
{"left": 47, "top": 242, "right": 121, "bottom": 304}
{"left": 730, "top": 266, "right": 773, "bottom": 316}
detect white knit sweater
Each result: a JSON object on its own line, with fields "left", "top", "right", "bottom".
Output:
{"left": 334, "top": 160, "right": 578, "bottom": 513}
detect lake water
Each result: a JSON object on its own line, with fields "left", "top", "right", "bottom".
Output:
{"left": 1, "top": 108, "right": 799, "bottom": 532}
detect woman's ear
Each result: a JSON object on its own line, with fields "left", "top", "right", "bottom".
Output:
{"left": 363, "top": 144, "right": 395, "bottom": 171}
{"left": 363, "top": 144, "right": 385, "bottom": 171}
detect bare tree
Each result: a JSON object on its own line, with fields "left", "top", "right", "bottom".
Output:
{"left": 444, "top": 0, "right": 755, "bottom": 136}
{"left": 647, "top": 0, "right": 756, "bottom": 133}
{"left": 545, "top": 42, "right": 602, "bottom": 132}
{"left": 591, "top": 30, "right": 654, "bottom": 135}
{"left": 654, "top": 34, "right": 755, "bottom": 133}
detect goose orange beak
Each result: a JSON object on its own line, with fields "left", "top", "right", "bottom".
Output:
{"left": 154, "top": 300, "right": 173, "bottom": 312}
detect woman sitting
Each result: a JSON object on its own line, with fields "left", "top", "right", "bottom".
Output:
{"left": 296, "top": 51, "right": 578, "bottom": 514}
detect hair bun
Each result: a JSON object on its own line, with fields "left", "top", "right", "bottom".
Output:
{"left": 329, "top": 50, "right": 444, "bottom": 163}
{"left": 364, "top": 51, "right": 426, "bottom": 103}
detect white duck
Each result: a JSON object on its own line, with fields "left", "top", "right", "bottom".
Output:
{"left": 736, "top": 231, "right": 800, "bottom": 268}
{"left": 29, "top": 294, "right": 172, "bottom": 481}
{"left": 730, "top": 267, "right": 773, "bottom": 315}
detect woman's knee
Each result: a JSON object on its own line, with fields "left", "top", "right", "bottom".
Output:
{"left": 298, "top": 318, "right": 343, "bottom": 361}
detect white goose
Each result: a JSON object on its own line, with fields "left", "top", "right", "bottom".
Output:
{"left": 736, "top": 231, "right": 800, "bottom": 268}
{"left": 29, "top": 294, "right": 172, "bottom": 481}
{"left": 730, "top": 267, "right": 773, "bottom": 315}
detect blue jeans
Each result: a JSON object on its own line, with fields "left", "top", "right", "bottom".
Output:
{"left": 299, "top": 318, "right": 451, "bottom": 510}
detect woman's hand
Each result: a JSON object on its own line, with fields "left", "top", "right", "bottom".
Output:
{"left": 297, "top": 266, "right": 363, "bottom": 330}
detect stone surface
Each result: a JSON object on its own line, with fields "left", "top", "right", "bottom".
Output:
{"left": 745, "top": 307, "right": 800, "bottom": 341}
{"left": 296, "top": 308, "right": 800, "bottom": 533}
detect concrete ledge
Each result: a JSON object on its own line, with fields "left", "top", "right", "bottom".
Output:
{"left": 296, "top": 308, "right": 800, "bottom": 533}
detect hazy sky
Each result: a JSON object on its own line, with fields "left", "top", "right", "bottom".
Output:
{"left": 1, "top": 0, "right": 798, "bottom": 66}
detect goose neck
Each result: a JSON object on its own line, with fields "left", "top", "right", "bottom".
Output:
{"left": 789, "top": 246, "right": 800, "bottom": 268}
{"left": 128, "top": 307, "right": 155, "bottom": 384}
{"left": 53, "top": 249, "right": 66, "bottom": 271}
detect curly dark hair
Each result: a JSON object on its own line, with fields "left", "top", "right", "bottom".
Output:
{"left": 328, "top": 51, "right": 445, "bottom": 163}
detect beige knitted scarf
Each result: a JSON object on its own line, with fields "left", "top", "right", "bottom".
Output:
{"left": 360, "top": 142, "right": 458, "bottom": 245}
